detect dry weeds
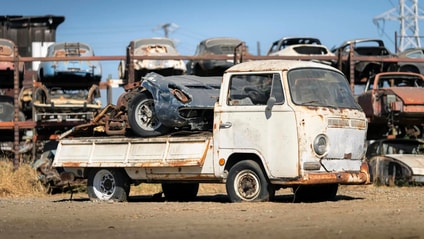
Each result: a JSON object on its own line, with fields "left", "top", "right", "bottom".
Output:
{"left": 0, "top": 160, "right": 46, "bottom": 198}
{"left": 0, "top": 159, "right": 227, "bottom": 199}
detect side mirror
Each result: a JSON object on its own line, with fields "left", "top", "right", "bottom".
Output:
{"left": 118, "top": 60, "right": 126, "bottom": 79}
{"left": 265, "top": 96, "right": 276, "bottom": 111}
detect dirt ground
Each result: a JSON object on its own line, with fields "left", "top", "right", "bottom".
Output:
{"left": 1, "top": 184, "right": 423, "bottom": 239}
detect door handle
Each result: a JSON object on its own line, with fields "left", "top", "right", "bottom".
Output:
{"left": 219, "top": 122, "right": 232, "bottom": 129}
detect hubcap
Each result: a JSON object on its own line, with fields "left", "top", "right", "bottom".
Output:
{"left": 234, "top": 169, "right": 260, "bottom": 201}
{"left": 135, "top": 99, "right": 161, "bottom": 130}
{"left": 93, "top": 170, "right": 115, "bottom": 200}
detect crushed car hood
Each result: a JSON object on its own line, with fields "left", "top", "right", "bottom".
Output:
{"left": 142, "top": 72, "right": 222, "bottom": 108}
{"left": 385, "top": 87, "right": 424, "bottom": 104}
{"left": 386, "top": 154, "right": 424, "bottom": 175}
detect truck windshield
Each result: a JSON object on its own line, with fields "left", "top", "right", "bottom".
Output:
{"left": 288, "top": 68, "right": 361, "bottom": 109}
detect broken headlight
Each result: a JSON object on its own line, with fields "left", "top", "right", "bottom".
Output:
{"left": 313, "top": 134, "right": 329, "bottom": 157}
{"left": 171, "top": 88, "right": 191, "bottom": 104}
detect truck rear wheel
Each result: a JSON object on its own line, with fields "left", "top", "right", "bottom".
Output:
{"left": 128, "top": 93, "right": 169, "bottom": 137}
{"left": 161, "top": 183, "right": 199, "bottom": 201}
{"left": 226, "top": 160, "right": 275, "bottom": 202}
{"left": 87, "top": 169, "right": 130, "bottom": 202}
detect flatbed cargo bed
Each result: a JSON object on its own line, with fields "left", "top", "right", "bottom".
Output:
{"left": 53, "top": 131, "right": 213, "bottom": 168}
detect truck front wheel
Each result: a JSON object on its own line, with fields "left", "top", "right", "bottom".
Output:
{"left": 226, "top": 160, "right": 275, "bottom": 202}
{"left": 87, "top": 169, "right": 130, "bottom": 202}
{"left": 128, "top": 93, "right": 169, "bottom": 137}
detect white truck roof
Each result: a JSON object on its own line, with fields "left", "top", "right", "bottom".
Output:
{"left": 225, "top": 59, "right": 340, "bottom": 73}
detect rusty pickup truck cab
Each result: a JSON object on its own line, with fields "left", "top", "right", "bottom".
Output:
{"left": 53, "top": 60, "right": 369, "bottom": 202}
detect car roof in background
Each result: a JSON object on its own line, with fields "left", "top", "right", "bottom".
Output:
{"left": 336, "top": 38, "right": 385, "bottom": 48}
{"left": 277, "top": 37, "right": 322, "bottom": 45}
{"left": 132, "top": 37, "right": 176, "bottom": 48}
{"left": 226, "top": 59, "right": 339, "bottom": 73}
{"left": 201, "top": 37, "right": 242, "bottom": 47}
{"left": 49, "top": 42, "right": 91, "bottom": 51}
{"left": 0, "top": 38, "right": 15, "bottom": 47}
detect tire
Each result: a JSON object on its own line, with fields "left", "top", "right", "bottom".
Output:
{"left": 87, "top": 84, "right": 100, "bottom": 104}
{"left": 33, "top": 85, "right": 50, "bottom": 104}
{"left": 127, "top": 93, "right": 169, "bottom": 137}
{"left": 87, "top": 168, "right": 130, "bottom": 202}
{"left": 226, "top": 160, "right": 275, "bottom": 202}
{"left": 193, "top": 64, "right": 204, "bottom": 76}
{"left": 161, "top": 183, "right": 199, "bottom": 201}
{"left": 293, "top": 184, "right": 338, "bottom": 202}
{"left": 399, "top": 65, "right": 419, "bottom": 74}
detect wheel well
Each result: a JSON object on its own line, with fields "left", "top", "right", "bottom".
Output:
{"left": 139, "top": 89, "right": 153, "bottom": 99}
{"left": 84, "top": 167, "right": 130, "bottom": 180}
{"left": 399, "top": 65, "right": 419, "bottom": 73}
{"left": 362, "top": 63, "right": 381, "bottom": 75}
{"left": 124, "top": 90, "right": 153, "bottom": 110}
{"left": 224, "top": 153, "right": 268, "bottom": 178}
{"left": 387, "top": 162, "right": 409, "bottom": 179}
{"left": 193, "top": 63, "right": 204, "bottom": 76}
{"left": 38, "top": 68, "right": 43, "bottom": 82}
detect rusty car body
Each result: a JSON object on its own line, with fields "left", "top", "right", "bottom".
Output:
{"left": 357, "top": 72, "right": 424, "bottom": 139}
{"left": 397, "top": 48, "right": 424, "bottom": 74}
{"left": 127, "top": 72, "right": 221, "bottom": 137}
{"left": 0, "top": 95, "right": 25, "bottom": 122}
{"left": 366, "top": 138, "right": 424, "bottom": 186}
{"left": 331, "top": 38, "right": 398, "bottom": 84}
{"left": 37, "top": 42, "right": 102, "bottom": 89}
{"left": 186, "top": 37, "right": 243, "bottom": 76}
{"left": 32, "top": 84, "right": 102, "bottom": 122}
{"left": 0, "top": 38, "right": 24, "bottom": 88}
{"left": 119, "top": 37, "right": 186, "bottom": 84}
{"left": 267, "top": 37, "right": 335, "bottom": 65}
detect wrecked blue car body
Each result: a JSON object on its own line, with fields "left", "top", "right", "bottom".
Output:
{"left": 127, "top": 72, "right": 221, "bottom": 137}
{"left": 142, "top": 72, "right": 221, "bottom": 128}
{"left": 38, "top": 42, "right": 102, "bottom": 89}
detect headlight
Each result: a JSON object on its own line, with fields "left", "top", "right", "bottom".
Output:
{"left": 313, "top": 134, "right": 329, "bottom": 157}
{"left": 171, "top": 89, "right": 191, "bottom": 103}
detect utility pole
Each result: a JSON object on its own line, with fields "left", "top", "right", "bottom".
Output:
{"left": 155, "top": 23, "right": 178, "bottom": 38}
{"left": 373, "top": 0, "right": 424, "bottom": 52}
{"left": 161, "top": 23, "right": 171, "bottom": 38}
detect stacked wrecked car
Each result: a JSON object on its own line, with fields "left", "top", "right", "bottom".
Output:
{"left": 34, "top": 42, "right": 102, "bottom": 123}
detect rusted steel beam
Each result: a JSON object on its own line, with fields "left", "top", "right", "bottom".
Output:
{"left": 13, "top": 46, "right": 20, "bottom": 170}
{"left": 349, "top": 42, "right": 355, "bottom": 92}
{"left": 0, "top": 121, "right": 35, "bottom": 129}
{"left": 128, "top": 41, "right": 135, "bottom": 85}
{"left": 20, "top": 55, "right": 125, "bottom": 62}
{"left": 0, "top": 53, "right": 421, "bottom": 63}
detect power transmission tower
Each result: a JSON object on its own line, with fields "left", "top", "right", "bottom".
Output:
{"left": 373, "top": 0, "right": 424, "bottom": 52}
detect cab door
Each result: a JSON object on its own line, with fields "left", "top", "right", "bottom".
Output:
{"left": 214, "top": 72, "right": 299, "bottom": 178}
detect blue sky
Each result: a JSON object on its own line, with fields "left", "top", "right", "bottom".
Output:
{"left": 4, "top": 0, "right": 419, "bottom": 102}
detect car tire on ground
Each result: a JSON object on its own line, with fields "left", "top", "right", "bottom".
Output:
{"left": 87, "top": 168, "right": 130, "bottom": 202}
{"left": 128, "top": 92, "right": 170, "bottom": 137}
{"left": 226, "top": 160, "right": 275, "bottom": 202}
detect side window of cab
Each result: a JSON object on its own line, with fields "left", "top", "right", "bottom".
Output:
{"left": 227, "top": 73, "right": 284, "bottom": 106}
